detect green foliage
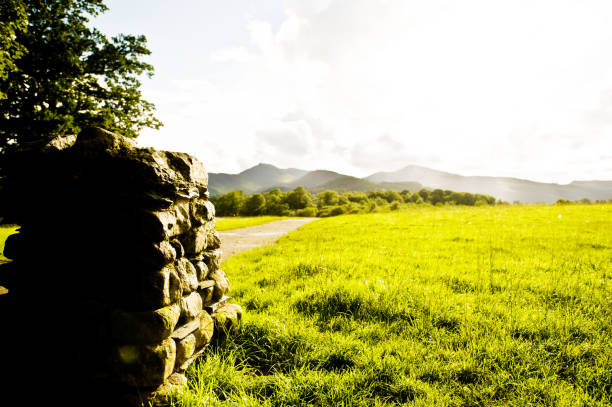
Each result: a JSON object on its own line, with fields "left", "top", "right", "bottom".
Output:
{"left": 0, "top": 0, "right": 27, "bottom": 96}
{"left": 285, "top": 186, "right": 315, "bottom": 210}
{"left": 173, "top": 204, "right": 612, "bottom": 406}
{"left": 0, "top": 225, "right": 19, "bottom": 261}
{"left": 0, "top": 0, "right": 162, "bottom": 152}
{"left": 296, "top": 207, "right": 318, "bottom": 217}
{"left": 317, "top": 190, "right": 340, "bottom": 207}
{"left": 241, "top": 193, "right": 266, "bottom": 216}
{"left": 214, "top": 186, "right": 498, "bottom": 217}
{"left": 214, "top": 190, "right": 245, "bottom": 217}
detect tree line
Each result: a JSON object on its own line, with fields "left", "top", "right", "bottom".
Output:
{"left": 212, "top": 187, "right": 499, "bottom": 217}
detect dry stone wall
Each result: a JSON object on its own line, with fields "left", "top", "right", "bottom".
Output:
{"left": 0, "top": 127, "right": 242, "bottom": 404}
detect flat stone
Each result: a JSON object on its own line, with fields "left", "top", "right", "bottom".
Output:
{"left": 171, "top": 319, "right": 201, "bottom": 340}
{"left": 74, "top": 127, "right": 137, "bottom": 156}
{"left": 74, "top": 127, "right": 208, "bottom": 200}
{"left": 205, "top": 295, "right": 230, "bottom": 313}
{"left": 198, "top": 280, "right": 215, "bottom": 289}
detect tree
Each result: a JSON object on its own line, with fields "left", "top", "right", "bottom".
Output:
{"left": 417, "top": 189, "right": 430, "bottom": 202}
{"left": 0, "top": 0, "right": 162, "bottom": 154}
{"left": 383, "top": 190, "right": 402, "bottom": 203}
{"left": 0, "top": 1, "right": 27, "bottom": 97}
{"left": 213, "top": 190, "right": 244, "bottom": 216}
{"left": 241, "top": 193, "right": 266, "bottom": 216}
{"left": 430, "top": 189, "right": 445, "bottom": 205}
{"left": 264, "top": 188, "right": 290, "bottom": 215}
{"left": 285, "top": 187, "right": 314, "bottom": 210}
{"left": 317, "top": 190, "right": 339, "bottom": 207}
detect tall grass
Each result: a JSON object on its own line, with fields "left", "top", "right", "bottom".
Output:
{"left": 0, "top": 225, "right": 19, "bottom": 261}
{"left": 174, "top": 204, "right": 610, "bottom": 405}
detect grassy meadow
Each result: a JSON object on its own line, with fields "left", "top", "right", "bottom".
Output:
{"left": 215, "top": 216, "right": 295, "bottom": 231}
{"left": 174, "top": 204, "right": 611, "bottom": 406}
{"left": 0, "top": 225, "right": 19, "bottom": 262}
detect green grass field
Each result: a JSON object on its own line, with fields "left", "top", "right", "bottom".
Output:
{"left": 0, "top": 225, "right": 19, "bottom": 262}
{"left": 174, "top": 204, "right": 611, "bottom": 406}
{"left": 215, "top": 216, "right": 295, "bottom": 231}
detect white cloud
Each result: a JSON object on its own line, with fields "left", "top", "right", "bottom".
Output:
{"left": 210, "top": 46, "right": 255, "bottom": 63}
{"left": 139, "top": 0, "right": 612, "bottom": 182}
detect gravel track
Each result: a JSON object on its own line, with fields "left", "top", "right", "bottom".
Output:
{"left": 218, "top": 218, "right": 317, "bottom": 263}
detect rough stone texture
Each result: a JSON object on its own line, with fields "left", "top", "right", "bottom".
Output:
{"left": 194, "top": 310, "right": 215, "bottom": 347}
{"left": 141, "top": 266, "right": 183, "bottom": 309}
{"left": 138, "top": 240, "right": 177, "bottom": 269}
{"left": 213, "top": 303, "right": 243, "bottom": 337}
{"left": 191, "top": 198, "right": 215, "bottom": 224}
{"left": 111, "top": 304, "right": 181, "bottom": 344}
{"left": 198, "top": 286, "right": 215, "bottom": 307}
{"left": 170, "top": 239, "right": 185, "bottom": 259}
{"left": 174, "top": 334, "right": 196, "bottom": 370}
{"left": 192, "top": 259, "right": 209, "bottom": 281}
{"left": 0, "top": 127, "right": 242, "bottom": 403}
{"left": 171, "top": 319, "right": 201, "bottom": 340}
{"left": 180, "top": 291, "right": 203, "bottom": 322}
{"left": 146, "top": 373, "right": 189, "bottom": 406}
{"left": 175, "top": 258, "right": 199, "bottom": 294}
{"left": 182, "top": 225, "right": 208, "bottom": 257}
{"left": 114, "top": 337, "right": 177, "bottom": 387}
{"left": 207, "top": 230, "right": 222, "bottom": 250}
{"left": 203, "top": 249, "right": 222, "bottom": 272}
{"left": 209, "top": 269, "right": 230, "bottom": 301}
{"left": 43, "top": 133, "right": 77, "bottom": 152}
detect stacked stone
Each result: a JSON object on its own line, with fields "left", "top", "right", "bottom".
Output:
{"left": 0, "top": 127, "right": 241, "bottom": 403}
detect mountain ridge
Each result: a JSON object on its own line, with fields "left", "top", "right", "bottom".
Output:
{"left": 208, "top": 163, "right": 612, "bottom": 203}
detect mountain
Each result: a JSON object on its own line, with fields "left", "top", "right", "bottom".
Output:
{"left": 208, "top": 163, "right": 307, "bottom": 196}
{"left": 366, "top": 165, "right": 612, "bottom": 203}
{"left": 275, "top": 170, "right": 344, "bottom": 191}
{"left": 208, "top": 163, "right": 612, "bottom": 203}
{"left": 310, "top": 176, "right": 422, "bottom": 194}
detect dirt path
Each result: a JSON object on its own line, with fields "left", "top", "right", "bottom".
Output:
{"left": 218, "top": 218, "right": 317, "bottom": 263}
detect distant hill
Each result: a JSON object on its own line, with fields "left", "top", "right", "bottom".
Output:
{"left": 366, "top": 165, "right": 612, "bottom": 203}
{"left": 209, "top": 164, "right": 424, "bottom": 196}
{"left": 310, "top": 176, "right": 423, "bottom": 194}
{"left": 277, "top": 170, "right": 343, "bottom": 191}
{"left": 208, "top": 163, "right": 306, "bottom": 196}
{"left": 208, "top": 163, "right": 612, "bottom": 203}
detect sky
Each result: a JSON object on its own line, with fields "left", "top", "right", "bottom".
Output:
{"left": 95, "top": 0, "right": 612, "bottom": 183}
